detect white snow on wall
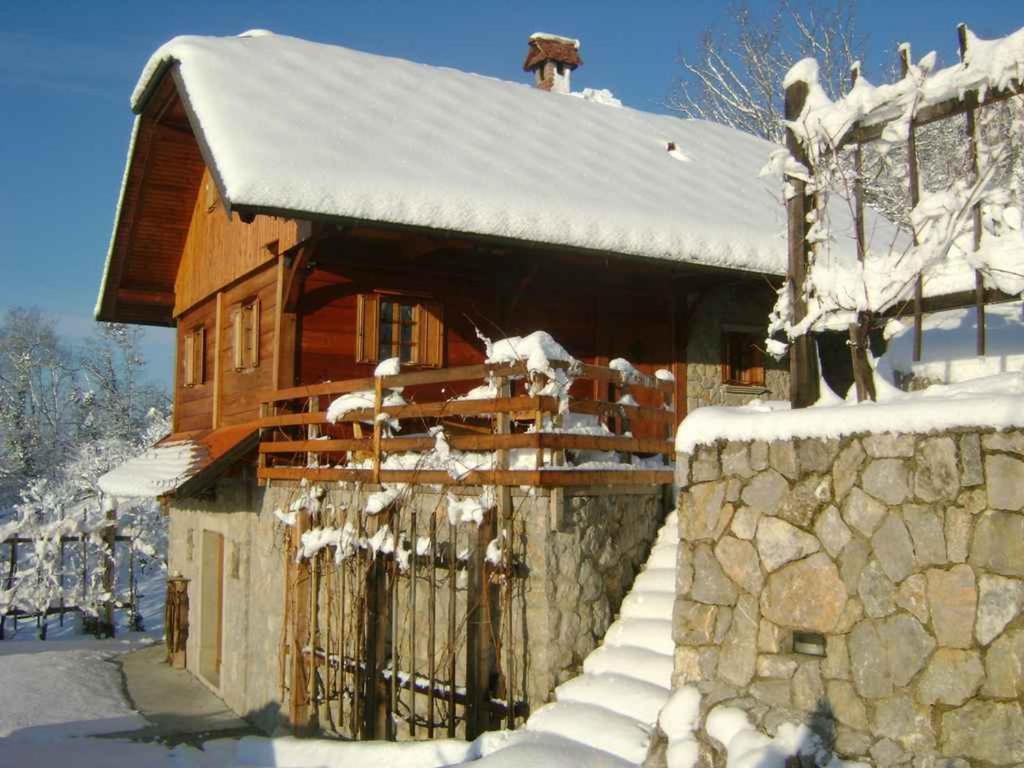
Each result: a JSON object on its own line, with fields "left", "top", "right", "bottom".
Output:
{"left": 883, "top": 301, "right": 1024, "bottom": 383}
{"left": 97, "top": 440, "right": 205, "bottom": 498}
{"left": 120, "top": 32, "right": 887, "bottom": 279}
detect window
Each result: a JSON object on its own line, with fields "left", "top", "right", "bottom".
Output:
{"left": 721, "top": 330, "right": 765, "bottom": 388}
{"left": 356, "top": 293, "right": 443, "bottom": 368}
{"left": 232, "top": 298, "right": 260, "bottom": 371}
{"left": 182, "top": 326, "right": 206, "bottom": 387}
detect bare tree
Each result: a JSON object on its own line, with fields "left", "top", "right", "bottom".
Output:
{"left": 669, "top": 0, "right": 863, "bottom": 144}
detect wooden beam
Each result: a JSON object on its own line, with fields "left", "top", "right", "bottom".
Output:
{"left": 259, "top": 433, "right": 674, "bottom": 456}
{"left": 258, "top": 466, "right": 673, "bottom": 487}
{"left": 116, "top": 288, "right": 175, "bottom": 306}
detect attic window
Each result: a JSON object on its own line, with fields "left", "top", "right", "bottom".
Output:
{"left": 721, "top": 330, "right": 765, "bottom": 388}
{"left": 183, "top": 326, "right": 207, "bottom": 387}
{"left": 355, "top": 293, "right": 443, "bottom": 368}
{"left": 232, "top": 298, "right": 261, "bottom": 371}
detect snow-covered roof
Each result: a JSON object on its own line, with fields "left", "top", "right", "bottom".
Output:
{"left": 97, "top": 440, "right": 206, "bottom": 499}
{"left": 123, "top": 31, "right": 887, "bottom": 277}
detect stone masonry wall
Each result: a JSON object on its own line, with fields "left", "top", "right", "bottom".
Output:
{"left": 673, "top": 428, "right": 1024, "bottom": 766}
{"left": 168, "top": 481, "right": 665, "bottom": 735}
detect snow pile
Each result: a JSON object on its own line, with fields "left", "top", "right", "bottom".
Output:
{"left": 676, "top": 370, "right": 1024, "bottom": 452}
{"left": 570, "top": 88, "right": 623, "bottom": 107}
{"left": 472, "top": 511, "right": 680, "bottom": 766}
{"left": 110, "top": 30, "right": 857, "bottom": 284}
{"left": 234, "top": 735, "right": 476, "bottom": 767}
{"left": 882, "top": 300, "right": 1024, "bottom": 383}
{"left": 97, "top": 439, "right": 205, "bottom": 498}
{"left": 326, "top": 389, "right": 407, "bottom": 424}
{"left": 658, "top": 687, "right": 702, "bottom": 768}
{"left": 705, "top": 705, "right": 867, "bottom": 768}
{"left": 483, "top": 331, "right": 574, "bottom": 382}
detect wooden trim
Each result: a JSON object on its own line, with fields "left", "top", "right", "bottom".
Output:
{"left": 567, "top": 399, "right": 675, "bottom": 425}
{"left": 273, "top": 255, "right": 285, "bottom": 390}
{"left": 213, "top": 293, "right": 223, "bottom": 427}
{"left": 258, "top": 466, "right": 673, "bottom": 487}
{"left": 259, "top": 433, "right": 674, "bottom": 455}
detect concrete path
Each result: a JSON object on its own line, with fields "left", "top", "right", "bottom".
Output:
{"left": 109, "top": 644, "right": 257, "bottom": 746}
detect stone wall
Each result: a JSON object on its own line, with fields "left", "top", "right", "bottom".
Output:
{"left": 673, "top": 428, "right": 1024, "bottom": 766}
{"left": 684, "top": 283, "right": 788, "bottom": 413}
{"left": 167, "top": 480, "right": 666, "bottom": 735}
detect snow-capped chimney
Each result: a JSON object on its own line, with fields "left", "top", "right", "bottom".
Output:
{"left": 523, "top": 33, "right": 581, "bottom": 94}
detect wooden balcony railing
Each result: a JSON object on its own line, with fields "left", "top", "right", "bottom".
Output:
{"left": 256, "top": 360, "right": 675, "bottom": 488}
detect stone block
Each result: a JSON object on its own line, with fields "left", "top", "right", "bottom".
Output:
{"left": 815, "top": 505, "right": 851, "bottom": 558}
{"left": 674, "top": 599, "right": 720, "bottom": 645}
{"left": 833, "top": 441, "right": 867, "bottom": 504}
{"left": 863, "top": 433, "right": 915, "bottom": 458}
{"left": 796, "top": 438, "right": 839, "bottom": 475}
{"left": 756, "top": 654, "right": 798, "bottom": 678}
{"left": 757, "top": 619, "right": 789, "bottom": 654}
{"left": 982, "top": 629, "right": 1024, "bottom": 698}
{"left": 872, "top": 514, "right": 916, "bottom": 583}
{"left": 730, "top": 506, "right": 760, "bottom": 540}
{"left": 721, "top": 442, "right": 754, "bottom": 478}
{"left": 858, "top": 559, "right": 896, "bottom": 618}
{"left": 714, "top": 536, "right": 763, "bottom": 594}
{"left": 976, "top": 573, "right": 1024, "bottom": 646}
{"left": 834, "top": 726, "right": 873, "bottom": 758}
{"left": 879, "top": 613, "right": 935, "bottom": 688}
{"left": 749, "top": 679, "right": 792, "bottom": 707}
{"left": 902, "top": 505, "right": 947, "bottom": 566}
{"left": 894, "top": 573, "right": 929, "bottom": 624}
{"left": 675, "top": 645, "right": 720, "bottom": 684}
{"left": 849, "top": 620, "right": 892, "bottom": 698}
{"left": 914, "top": 436, "right": 960, "bottom": 503}
{"left": 869, "top": 738, "right": 909, "bottom": 767}
{"left": 982, "top": 430, "right": 1024, "bottom": 454}
{"left": 842, "top": 487, "right": 888, "bottom": 537}
{"left": 827, "top": 680, "right": 868, "bottom": 729}
{"left": 985, "top": 454, "right": 1024, "bottom": 511}
{"left": 755, "top": 517, "right": 820, "bottom": 573}
{"left": 676, "top": 543, "right": 694, "bottom": 595}
{"left": 775, "top": 475, "right": 823, "bottom": 528}
{"left": 741, "top": 470, "right": 788, "bottom": 516}
{"left": 872, "top": 694, "right": 936, "bottom": 752}
{"left": 959, "top": 433, "right": 983, "bottom": 487}
{"left": 691, "top": 446, "right": 721, "bottom": 483}
{"left": 750, "top": 441, "right": 769, "bottom": 471}
{"left": 834, "top": 598, "right": 863, "bottom": 633}
{"left": 674, "top": 452, "right": 691, "bottom": 489}
{"left": 680, "top": 481, "right": 732, "bottom": 542}
{"left": 863, "top": 459, "right": 910, "bottom": 505}
{"left": 718, "top": 594, "right": 759, "bottom": 687}
{"left": 692, "top": 544, "right": 738, "bottom": 606}
{"left": 916, "top": 648, "right": 984, "bottom": 706}
{"left": 943, "top": 505, "right": 971, "bottom": 564}
{"left": 791, "top": 660, "right": 824, "bottom": 711}
{"left": 970, "top": 509, "right": 1024, "bottom": 577}
{"left": 769, "top": 440, "right": 798, "bottom": 480}
{"left": 761, "top": 553, "right": 847, "bottom": 633}
{"left": 839, "top": 538, "right": 871, "bottom": 592}
{"left": 940, "top": 701, "right": 1024, "bottom": 765}
{"left": 926, "top": 565, "right": 976, "bottom": 649}
{"left": 822, "top": 634, "right": 850, "bottom": 680}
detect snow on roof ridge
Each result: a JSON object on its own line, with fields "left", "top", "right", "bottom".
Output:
{"left": 238, "top": 29, "right": 274, "bottom": 38}
{"left": 529, "top": 32, "right": 580, "bottom": 49}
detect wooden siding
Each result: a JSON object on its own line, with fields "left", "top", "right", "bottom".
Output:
{"left": 174, "top": 167, "right": 301, "bottom": 316}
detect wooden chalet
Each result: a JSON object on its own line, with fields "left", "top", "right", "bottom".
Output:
{"left": 94, "top": 30, "right": 819, "bottom": 739}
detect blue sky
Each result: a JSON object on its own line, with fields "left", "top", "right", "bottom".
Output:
{"left": 1, "top": 0, "right": 1019, "bottom": 388}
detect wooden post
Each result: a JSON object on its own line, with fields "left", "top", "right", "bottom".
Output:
{"left": 784, "top": 77, "right": 821, "bottom": 407}
{"left": 446, "top": 517, "right": 457, "bottom": 738}
{"left": 372, "top": 376, "right": 384, "bottom": 485}
{"left": 363, "top": 543, "right": 388, "bottom": 739}
{"left": 388, "top": 508, "right": 398, "bottom": 741}
{"left": 101, "top": 506, "right": 117, "bottom": 636}
{"left": 290, "top": 510, "right": 312, "bottom": 734}
{"left": 465, "top": 506, "right": 496, "bottom": 740}
{"left": 849, "top": 62, "right": 877, "bottom": 402}
{"left": 959, "top": 23, "right": 987, "bottom": 356}
{"left": 900, "top": 45, "right": 925, "bottom": 364}
{"left": 427, "top": 507, "right": 438, "bottom": 738}
{"left": 409, "top": 508, "right": 417, "bottom": 738}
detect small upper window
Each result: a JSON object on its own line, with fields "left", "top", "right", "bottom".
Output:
{"left": 232, "top": 298, "right": 260, "bottom": 371}
{"left": 356, "top": 293, "right": 443, "bottom": 368}
{"left": 182, "top": 326, "right": 206, "bottom": 387}
{"left": 721, "top": 331, "right": 765, "bottom": 388}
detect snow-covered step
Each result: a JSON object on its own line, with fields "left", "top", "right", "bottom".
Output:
{"left": 527, "top": 701, "right": 653, "bottom": 765}
{"left": 620, "top": 590, "right": 676, "bottom": 621}
{"left": 555, "top": 673, "right": 668, "bottom": 726}
{"left": 474, "top": 729, "right": 634, "bottom": 768}
{"left": 630, "top": 567, "right": 677, "bottom": 594}
{"left": 602, "top": 618, "right": 675, "bottom": 656}
{"left": 645, "top": 543, "right": 678, "bottom": 570}
{"left": 583, "top": 644, "right": 674, "bottom": 689}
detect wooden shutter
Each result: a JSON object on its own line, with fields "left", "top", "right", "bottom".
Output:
{"left": 195, "top": 326, "right": 207, "bottom": 385}
{"left": 247, "top": 298, "right": 261, "bottom": 368}
{"left": 416, "top": 300, "right": 444, "bottom": 368}
{"left": 232, "top": 309, "right": 244, "bottom": 370}
{"left": 748, "top": 338, "right": 765, "bottom": 387}
{"left": 183, "top": 331, "right": 195, "bottom": 387}
{"left": 355, "top": 293, "right": 380, "bottom": 363}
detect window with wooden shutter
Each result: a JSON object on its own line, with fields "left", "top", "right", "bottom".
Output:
{"left": 721, "top": 331, "right": 765, "bottom": 387}
{"left": 356, "top": 293, "right": 442, "bottom": 368}
{"left": 183, "top": 326, "right": 207, "bottom": 387}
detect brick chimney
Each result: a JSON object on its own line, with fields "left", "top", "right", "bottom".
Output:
{"left": 523, "top": 33, "right": 581, "bottom": 94}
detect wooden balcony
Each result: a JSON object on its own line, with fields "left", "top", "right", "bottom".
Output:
{"left": 256, "top": 360, "right": 676, "bottom": 488}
